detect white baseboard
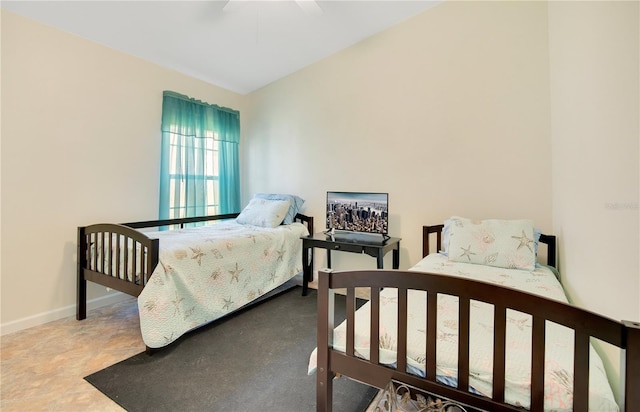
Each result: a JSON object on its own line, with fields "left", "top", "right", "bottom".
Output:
{"left": 0, "top": 292, "right": 133, "bottom": 336}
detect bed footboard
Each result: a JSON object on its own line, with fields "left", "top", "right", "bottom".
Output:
{"left": 77, "top": 224, "right": 159, "bottom": 320}
{"left": 316, "top": 269, "right": 640, "bottom": 412}
{"left": 77, "top": 213, "right": 242, "bottom": 320}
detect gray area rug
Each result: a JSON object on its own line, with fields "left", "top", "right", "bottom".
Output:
{"left": 85, "top": 286, "right": 378, "bottom": 412}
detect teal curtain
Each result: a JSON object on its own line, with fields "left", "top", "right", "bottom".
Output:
{"left": 159, "top": 91, "right": 240, "bottom": 220}
{"left": 213, "top": 108, "right": 241, "bottom": 214}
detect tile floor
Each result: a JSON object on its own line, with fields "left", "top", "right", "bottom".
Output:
{"left": 1, "top": 297, "right": 143, "bottom": 411}
{"left": 1, "top": 284, "right": 379, "bottom": 412}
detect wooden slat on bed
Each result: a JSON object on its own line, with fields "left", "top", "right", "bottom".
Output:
{"left": 493, "top": 304, "right": 507, "bottom": 404}
{"left": 530, "top": 315, "right": 544, "bottom": 410}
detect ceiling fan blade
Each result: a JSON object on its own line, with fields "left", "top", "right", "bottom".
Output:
{"left": 295, "top": 0, "right": 323, "bottom": 15}
{"left": 222, "top": 0, "right": 247, "bottom": 13}
{"left": 223, "top": 0, "right": 322, "bottom": 15}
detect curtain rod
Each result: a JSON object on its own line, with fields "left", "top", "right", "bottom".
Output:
{"left": 163, "top": 90, "right": 239, "bottom": 117}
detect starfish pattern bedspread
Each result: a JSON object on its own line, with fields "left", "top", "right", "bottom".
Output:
{"left": 138, "top": 221, "right": 308, "bottom": 348}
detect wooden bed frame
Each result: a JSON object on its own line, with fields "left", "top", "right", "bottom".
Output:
{"left": 316, "top": 224, "right": 639, "bottom": 411}
{"left": 76, "top": 213, "right": 314, "bottom": 326}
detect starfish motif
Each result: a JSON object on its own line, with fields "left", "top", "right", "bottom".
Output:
{"left": 210, "top": 268, "right": 221, "bottom": 280}
{"left": 459, "top": 245, "right": 476, "bottom": 261}
{"left": 507, "top": 317, "right": 530, "bottom": 331}
{"left": 268, "top": 272, "right": 276, "bottom": 283}
{"left": 437, "top": 331, "right": 458, "bottom": 343}
{"left": 190, "top": 247, "right": 206, "bottom": 265}
{"left": 275, "top": 248, "right": 285, "bottom": 262}
{"left": 161, "top": 262, "right": 176, "bottom": 275}
{"left": 229, "top": 263, "right": 243, "bottom": 283}
{"left": 163, "top": 333, "right": 175, "bottom": 344}
{"left": 512, "top": 230, "right": 534, "bottom": 252}
{"left": 183, "top": 306, "right": 196, "bottom": 320}
{"left": 171, "top": 291, "right": 184, "bottom": 315}
{"left": 222, "top": 296, "right": 234, "bottom": 311}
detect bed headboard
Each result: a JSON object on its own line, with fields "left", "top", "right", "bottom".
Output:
{"left": 422, "top": 224, "right": 557, "bottom": 269}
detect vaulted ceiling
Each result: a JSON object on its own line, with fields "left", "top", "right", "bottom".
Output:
{"left": 2, "top": 1, "right": 441, "bottom": 94}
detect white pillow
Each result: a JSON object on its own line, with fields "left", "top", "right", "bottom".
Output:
{"left": 236, "top": 198, "right": 291, "bottom": 228}
{"left": 253, "top": 193, "right": 305, "bottom": 225}
{"left": 447, "top": 216, "right": 536, "bottom": 271}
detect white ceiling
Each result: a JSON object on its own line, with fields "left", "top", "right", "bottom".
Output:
{"left": 2, "top": 0, "right": 441, "bottom": 94}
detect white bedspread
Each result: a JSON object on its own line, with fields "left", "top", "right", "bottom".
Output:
{"left": 308, "top": 254, "right": 619, "bottom": 411}
{"left": 138, "top": 221, "right": 308, "bottom": 348}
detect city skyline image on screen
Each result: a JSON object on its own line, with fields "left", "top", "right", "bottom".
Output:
{"left": 326, "top": 191, "right": 389, "bottom": 235}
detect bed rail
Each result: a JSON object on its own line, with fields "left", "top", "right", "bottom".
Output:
{"left": 121, "top": 213, "right": 241, "bottom": 229}
{"left": 316, "top": 269, "right": 640, "bottom": 412}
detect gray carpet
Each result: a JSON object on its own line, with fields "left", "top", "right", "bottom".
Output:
{"left": 85, "top": 286, "right": 378, "bottom": 412}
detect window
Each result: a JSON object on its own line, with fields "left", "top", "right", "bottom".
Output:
{"left": 159, "top": 91, "right": 240, "bottom": 221}
{"left": 166, "top": 129, "right": 220, "bottom": 218}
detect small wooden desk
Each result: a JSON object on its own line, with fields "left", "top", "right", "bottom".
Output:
{"left": 301, "top": 232, "right": 401, "bottom": 295}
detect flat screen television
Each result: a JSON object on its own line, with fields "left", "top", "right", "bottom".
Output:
{"left": 326, "top": 191, "right": 389, "bottom": 236}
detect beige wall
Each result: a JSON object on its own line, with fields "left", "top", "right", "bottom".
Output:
{"left": 244, "top": 1, "right": 553, "bottom": 272}
{"left": 1, "top": 11, "right": 244, "bottom": 332}
{"left": 549, "top": 0, "right": 639, "bottom": 325}
{"left": 548, "top": 1, "right": 639, "bottom": 397}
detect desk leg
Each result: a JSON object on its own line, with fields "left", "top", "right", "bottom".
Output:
{"left": 310, "top": 249, "right": 314, "bottom": 282}
{"left": 327, "top": 249, "right": 332, "bottom": 269}
{"left": 393, "top": 243, "right": 400, "bottom": 269}
{"left": 377, "top": 252, "right": 384, "bottom": 269}
{"left": 302, "top": 246, "right": 310, "bottom": 296}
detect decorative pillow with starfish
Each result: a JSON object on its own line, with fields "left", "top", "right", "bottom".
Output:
{"left": 446, "top": 216, "right": 536, "bottom": 271}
